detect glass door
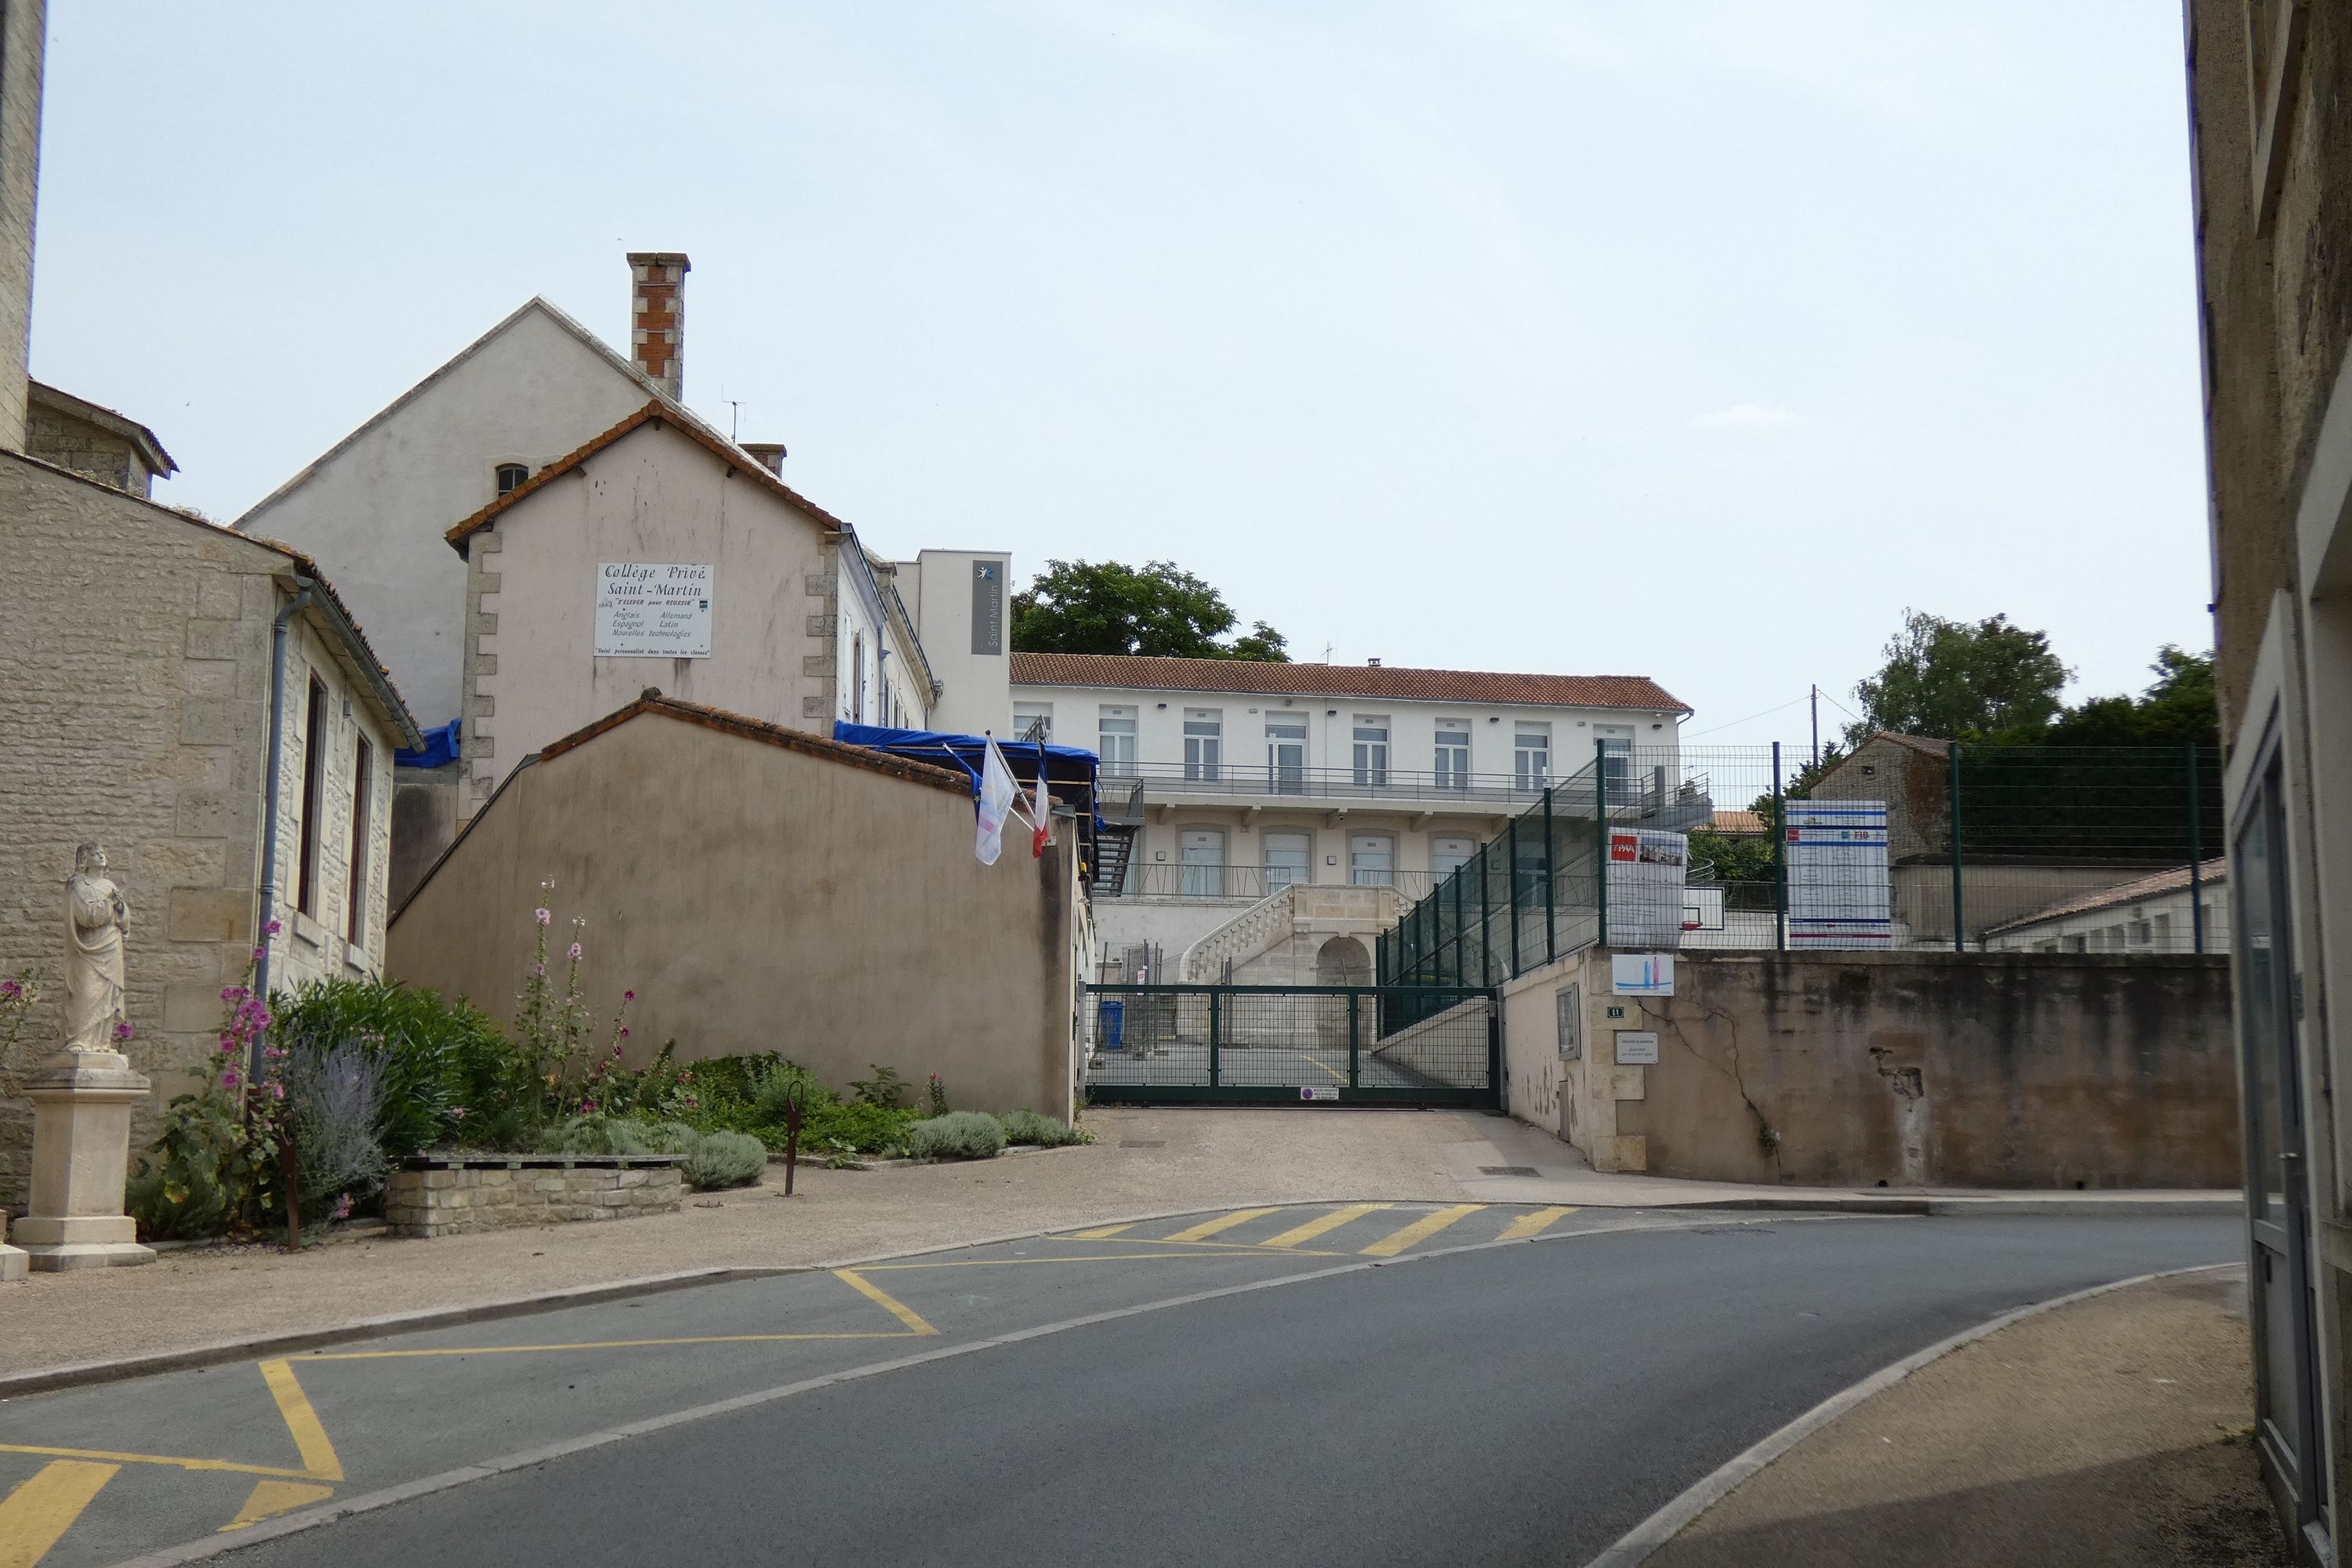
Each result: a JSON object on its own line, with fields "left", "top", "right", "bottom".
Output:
{"left": 1180, "top": 829, "right": 1226, "bottom": 898}
{"left": 1263, "top": 830, "right": 1312, "bottom": 890}
{"left": 1348, "top": 833, "right": 1395, "bottom": 887}
{"left": 1266, "top": 718, "right": 1306, "bottom": 795}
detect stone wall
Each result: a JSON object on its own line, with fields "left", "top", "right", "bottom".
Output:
{"left": 26, "top": 401, "right": 148, "bottom": 495}
{"left": 385, "top": 1156, "right": 684, "bottom": 1238}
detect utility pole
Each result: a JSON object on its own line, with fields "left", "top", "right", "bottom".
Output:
{"left": 1810, "top": 684, "right": 1820, "bottom": 769}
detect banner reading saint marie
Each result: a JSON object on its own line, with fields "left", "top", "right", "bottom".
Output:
{"left": 593, "top": 562, "right": 714, "bottom": 659}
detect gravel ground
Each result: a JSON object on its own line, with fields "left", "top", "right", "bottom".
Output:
{"left": 0, "top": 1108, "right": 1506, "bottom": 1374}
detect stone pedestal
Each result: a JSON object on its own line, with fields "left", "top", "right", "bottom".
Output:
{"left": 0, "top": 1212, "right": 26, "bottom": 1283}
{"left": 16, "top": 1051, "right": 155, "bottom": 1270}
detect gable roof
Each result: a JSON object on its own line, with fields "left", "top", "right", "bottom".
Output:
{"left": 540, "top": 691, "right": 970, "bottom": 796}
{"left": 443, "top": 400, "right": 858, "bottom": 553}
{"left": 29, "top": 381, "right": 176, "bottom": 477}
{"left": 1984, "top": 859, "right": 2228, "bottom": 934}
{"left": 235, "top": 296, "right": 659, "bottom": 527}
{"left": 1007, "top": 652, "right": 1689, "bottom": 713}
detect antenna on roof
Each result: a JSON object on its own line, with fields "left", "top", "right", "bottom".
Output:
{"left": 728, "top": 400, "right": 742, "bottom": 441}
{"left": 1321, "top": 642, "right": 1333, "bottom": 664}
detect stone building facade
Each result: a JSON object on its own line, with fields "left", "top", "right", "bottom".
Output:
{"left": 24, "top": 381, "right": 176, "bottom": 498}
{"left": 0, "top": 452, "right": 419, "bottom": 1207}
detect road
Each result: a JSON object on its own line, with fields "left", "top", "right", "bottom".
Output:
{"left": 0, "top": 1206, "right": 2234, "bottom": 1568}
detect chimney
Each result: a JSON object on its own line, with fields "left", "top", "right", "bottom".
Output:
{"left": 1367, "top": 657, "right": 1381, "bottom": 666}
{"left": 740, "top": 441, "right": 786, "bottom": 477}
{"left": 626, "top": 252, "right": 690, "bottom": 401}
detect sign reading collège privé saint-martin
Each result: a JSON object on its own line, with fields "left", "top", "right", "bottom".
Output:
{"left": 594, "top": 563, "right": 713, "bottom": 658}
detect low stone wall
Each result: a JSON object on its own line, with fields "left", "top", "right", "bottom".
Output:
{"left": 385, "top": 1156, "right": 685, "bottom": 1239}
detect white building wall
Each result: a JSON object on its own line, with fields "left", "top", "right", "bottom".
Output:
{"left": 1982, "top": 884, "right": 2232, "bottom": 953}
{"left": 910, "top": 550, "right": 1013, "bottom": 736}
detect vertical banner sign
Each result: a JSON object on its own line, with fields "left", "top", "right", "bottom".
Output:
{"left": 595, "top": 563, "right": 713, "bottom": 657}
{"left": 1786, "top": 800, "right": 1893, "bottom": 947}
{"left": 1606, "top": 828, "right": 1689, "bottom": 948}
{"left": 971, "top": 560, "right": 1005, "bottom": 655}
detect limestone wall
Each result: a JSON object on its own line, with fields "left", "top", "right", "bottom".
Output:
{"left": 385, "top": 1156, "right": 684, "bottom": 1238}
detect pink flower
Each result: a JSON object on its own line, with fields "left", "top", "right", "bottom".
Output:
{"left": 221, "top": 1071, "right": 240, "bottom": 1088}
{"left": 531, "top": 962, "right": 545, "bottom": 978}
{"left": 580, "top": 1100, "right": 597, "bottom": 1113}
{"left": 619, "top": 1027, "right": 630, "bottom": 1040}
{"left": 0, "top": 979, "right": 20, "bottom": 1000}
{"left": 113, "top": 1022, "right": 134, "bottom": 1042}
{"left": 568, "top": 942, "right": 583, "bottom": 960}
{"left": 271, "top": 1083, "right": 285, "bottom": 1100}
{"left": 452, "top": 1106, "right": 467, "bottom": 1120}
{"left": 535, "top": 908, "right": 551, "bottom": 926}
{"left": 264, "top": 919, "right": 281, "bottom": 936}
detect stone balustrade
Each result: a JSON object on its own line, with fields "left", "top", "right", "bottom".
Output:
{"left": 385, "top": 1155, "right": 685, "bottom": 1239}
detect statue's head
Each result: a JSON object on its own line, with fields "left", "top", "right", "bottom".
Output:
{"left": 73, "top": 842, "right": 106, "bottom": 875}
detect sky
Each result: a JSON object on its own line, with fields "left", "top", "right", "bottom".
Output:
{"left": 33, "top": 2, "right": 2207, "bottom": 746}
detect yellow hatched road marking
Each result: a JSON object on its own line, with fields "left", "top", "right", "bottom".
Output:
{"left": 258, "top": 1360, "right": 343, "bottom": 1482}
{"left": 0, "top": 1460, "right": 118, "bottom": 1568}
{"left": 1259, "top": 1203, "right": 1392, "bottom": 1250}
{"left": 219, "top": 1480, "right": 336, "bottom": 1533}
{"left": 1163, "top": 1208, "right": 1283, "bottom": 1243}
{"left": 1360, "top": 1204, "right": 1486, "bottom": 1257}
{"left": 1497, "top": 1205, "right": 1578, "bottom": 1242}
{"left": 0, "top": 1443, "right": 317, "bottom": 1482}
{"left": 1066, "top": 1223, "right": 1134, "bottom": 1240}
{"left": 833, "top": 1268, "right": 940, "bottom": 1335}
{"left": 861, "top": 1250, "right": 1336, "bottom": 1269}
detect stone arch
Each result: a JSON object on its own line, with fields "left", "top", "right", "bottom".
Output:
{"left": 1316, "top": 935, "right": 1372, "bottom": 1048}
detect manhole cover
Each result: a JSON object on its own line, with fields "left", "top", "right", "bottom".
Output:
{"left": 1479, "top": 1165, "right": 1541, "bottom": 1178}
{"left": 1120, "top": 1140, "right": 1167, "bottom": 1149}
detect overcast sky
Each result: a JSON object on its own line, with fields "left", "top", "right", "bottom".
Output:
{"left": 35, "top": 2, "right": 2203, "bottom": 746}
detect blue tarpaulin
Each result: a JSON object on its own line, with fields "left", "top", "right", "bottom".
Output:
{"left": 832, "top": 723, "right": 1103, "bottom": 826}
{"left": 395, "top": 719, "right": 462, "bottom": 770}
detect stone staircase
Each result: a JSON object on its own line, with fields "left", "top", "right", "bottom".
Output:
{"left": 1178, "top": 882, "right": 1408, "bottom": 984}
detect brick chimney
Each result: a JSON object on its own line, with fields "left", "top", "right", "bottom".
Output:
{"left": 626, "top": 252, "right": 690, "bottom": 401}
{"left": 739, "top": 441, "right": 786, "bottom": 477}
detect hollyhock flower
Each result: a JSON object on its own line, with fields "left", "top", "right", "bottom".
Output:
{"left": 264, "top": 920, "right": 281, "bottom": 936}
{"left": 452, "top": 1107, "right": 467, "bottom": 1120}
{"left": 535, "top": 908, "right": 551, "bottom": 926}
{"left": 531, "top": 962, "right": 546, "bottom": 978}
{"left": 619, "top": 1027, "right": 630, "bottom": 1040}
{"left": 568, "top": 942, "right": 583, "bottom": 960}
{"left": 271, "top": 1083, "right": 285, "bottom": 1100}
{"left": 0, "top": 979, "right": 19, "bottom": 1000}
{"left": 623, "top": 990, "right": 634, "bottom": 1002}
{"left": 221, "top": 1071, "right": 241, "bottom": 1088}
{"left": 113, "top": 1022, "right": 134, "bottom": 1042}
{"left": 252, "top": 946, "right": 267, "bottom": 961}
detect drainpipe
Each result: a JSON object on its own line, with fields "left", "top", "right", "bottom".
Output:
{"left": 252, "top": 576, "right": 314, "bottom": 1078}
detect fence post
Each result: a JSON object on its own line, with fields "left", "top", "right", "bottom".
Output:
{"left": 1478, "top": 846, "right": 1494, "bottom": 988}
{"left": 1542, "top": 786, "right": 1557, "bottom": 962}
{"left": 1595, "top": 739, "right": 1610, "bottom": 949}
{"left": 1771, "top": 741, "right": 1787, "bottom": 953}
{"left": 1348, "top": 991, "right": 1361, "bottom": 1090}
{"left": 1208, "top": 989, "right": 1221, "bottom": 1090}
{"left": 1451, "top": 873, "right": 1466, "bottom": 989}
{"left": 1948, "top": 740, "right": 1965, "bottom": 952}
{"left": 2187, "top": 742, "right": 2205, "bottom": 954}
{"left": 1506, "top": 815, "right": 1523, "bottom": 978}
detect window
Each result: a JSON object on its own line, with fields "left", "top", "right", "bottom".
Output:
{"left": 1185, "top": 710, "right": 1222, "bottom": 781}
{"left": 2063, "top": 933, "right": 2088, "bottom": 953}
{"left": 1348, "top": 834, "right": 1395, "bottom": 887}
{"left": 2152, "top": 912, "right": 2173, "bottom": 949}
{"left": 1352, "top": 717, "right": 1389, "bottom": 788}
{"left": 1013, "top": 702, "right": 1054, "bottom": 743}
{"left": 1515, "top": 724, "right": 1552, "bottom": 792}
{"left": 495, "top": 462, "right": 529, "bottom": 496}
{"left": 2129, "top": 917, "right": 2154, "bottom": 949}
{"left": 851, "top": 635, "right": 868, "bottom": 723}
{"left": 1435, "top": 721, "right": 1470, "bottom": 790}
{"left": 1432, "top": 836, "right": 1475, "bottom": 879}
{"left": 1263, "top": 830, "right": 1312, "bottom": 889}
{"left": 1098, "top": 707, "right": 1138, "bottom": 775}
{"left": 1180, "top": 829, "right": 1225, "bottom": 898}
{"left": 296, "top": 677, "right": 328, "bottom": 918}
{"left": 1266, "top": 717, "right": 1306, "bottom": 794}
{"left": 347, "top": 735, "right": 374, "bottom": 944}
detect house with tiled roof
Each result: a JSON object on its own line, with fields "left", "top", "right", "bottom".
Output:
{"left": 1007, "top": 651, "right": 1690, "bottom": 973}
{"left": 1981, "top": 860, "right": 2230, "bottom": 954}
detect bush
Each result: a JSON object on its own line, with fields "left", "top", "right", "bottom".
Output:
{"left": 681, "top": 1130, "right": 768, "bottom": 1189}
{"left": 282, "top": 1041, "right": 391, "bottom": 1214}
{"left": 994, "top": 1109, "right": 1083, "bottom": 1149}
{"left": 908, "top": 1112, "right": 1006, "bottom": 1161}
{"left": 271, "top": 978, "right": 516, "bottom": 1154}
{"left": 126, "top": 1091, "right": 249, "bottom": 1240}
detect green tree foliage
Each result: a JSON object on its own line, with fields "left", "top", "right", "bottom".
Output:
{"left": 1011, "top": 558, "right": 1290, "bottom": 662}
{"left": 2006, "top": 646, "right": 2217, "bottom": 748}
{"left": 1849, "top": 610, "right": 2071, "bottom": 743}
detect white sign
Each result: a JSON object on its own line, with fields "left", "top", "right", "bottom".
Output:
{"left": 1607, "top": 828, "right": 1690, "bottom": 949}
{"left": 1300, "top": 1087, "right": 1339, "bottom": 1102}
{"left": 595, "top": 563, "right": 713, "bottom": 658}
{"left": 1614, "top": 1031, "right": 1660, "bottom": 1065}
{"left": 1787, "top": 799, "right": 1893, "bottom": 948}
{"left": 1556, "top": 983, "right": 1582, "bottom": 1061}
{"left": 1611, "top": 953, "right": 1675, "bottom": 996}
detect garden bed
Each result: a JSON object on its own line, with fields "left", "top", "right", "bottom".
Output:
{"left": 386, "top": 1154, "right": 686, "bottom": 1239}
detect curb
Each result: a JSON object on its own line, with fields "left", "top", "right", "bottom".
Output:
{"left": 1577, "top": 1259, "right": 2245, "bottom": 1568}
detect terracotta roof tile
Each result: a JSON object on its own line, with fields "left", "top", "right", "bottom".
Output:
{"left": 1007, "top": 652, "right": 1687, "bottom": 712}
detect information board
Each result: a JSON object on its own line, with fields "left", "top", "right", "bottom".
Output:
{"left": 1786, "top": 799, "right": 1893, "bottom": 948}
{"left": 1613, "top": 1031, "right": 1660, "bottom": 1065}
{"left": 595, "top": 563, "right": 713, "bottom": 658}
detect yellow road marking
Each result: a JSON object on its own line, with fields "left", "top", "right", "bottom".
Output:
{"left": 1361, "top": 1204, "right": 1486, "bottom": 1257}
{"left": 1260, "top": 1203, "right": 1392, "bottom": 1250}
{"left": 1048, "top": 1233, "right": 1340, "bottom": 1254}
{"left": 1305, "top": 1054, "right": 1348, "bottom": 1083}
{"left": 1497, "top": 1205, "right": 1578, "bottom": 1241}
{"left": 259, "top": 1360, "right": 344, "bottom": 1482}
{"left": 0, "top": 1443, "right": 317, "bottom": 1482}
{"left": 0, "top": 1460, "right": 118, "bottom": 1568}
{"left": 1163, "top": 1208, "right": 1283, "bottom": 1243}
{"left": 306, "top": 1330, "right": 920, "bottom": 1361}
{"left": 860, "top": 1250, "right": 1336, "bottom": 1269}
{"left": 219, "top": 1479, "right": 336, "bottom": 1533}
{"left": 1066, "top": 1223, "right": 1134, "bottom": 1239}
{"left": 833, "top": 1268, "right": 940, "bottom": 1335}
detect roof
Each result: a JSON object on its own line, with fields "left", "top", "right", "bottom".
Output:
{"left": 1985, "top": 859, "right": 2229, "bottom": 934}
{"left": 540, "top": 692, "right": 971, "bottom": 797}
{"left": 444, "top": 400, "right": 859, "bottom": 552}
{"left": 28, "top": 381, "right": 177, "bottom": 477}
{"left": 235, "top": 296, "right": 659, "bottom": 528}
{"left": 0, "top": 448, "right": 423, "bottom": 749}
{"left": 1706, "top": 809, "right": 1766, "bottom": 834}
{"left": 1007, "top": 652, "right": 1690, "bottom": 713}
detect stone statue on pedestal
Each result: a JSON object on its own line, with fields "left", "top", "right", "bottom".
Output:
{"left": 62, "top": 841, "right": 129, "bottom": 1058}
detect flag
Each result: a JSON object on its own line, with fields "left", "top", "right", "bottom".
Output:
{"left": 975, "top": 737, "right": 1018, "bottom": 865}
{"left": 1030, "top": 738, "right": 1052, "bottom": 858}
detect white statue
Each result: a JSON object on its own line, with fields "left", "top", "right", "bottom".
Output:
{"left": 63, "top": 842, "right": 128, "bottom": 1056}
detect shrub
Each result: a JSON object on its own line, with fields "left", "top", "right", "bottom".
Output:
{"left": 994, "top": 1109, "right": 1083, "bottom": 1149}
{"left": 908, "top": 1112, "right": 1006, "bottom": 1161}
{"left": 926, "top": 1073, "right": 949, "bottom": 1117}
{"left": 282, "top": 1041, "right": 391, "bottom": 1214}
{"left": 539, "top": 1112, "right": 655, "bottom": 1156}
{"left": 849, "top": 1065, "right": 909, "bottom": 1109}
{"left": 681, "top": 1131, "right": 768, "bottom": 1189}
{"left": 271, "top": 978, "right": 512, "bottom": 1154}
{"left": 126, "top": 1091, "right": 248, "bottom": 1240}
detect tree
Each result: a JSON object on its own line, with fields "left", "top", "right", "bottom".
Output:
{"left": 1848, "top": 610, "right": 2070, "bottom": 743}
{"left": 2018, "top": 645, "right": 2217, "bottom": 748}
{"left": 1010, "top": 559, "right": 1290, "bottom": 662}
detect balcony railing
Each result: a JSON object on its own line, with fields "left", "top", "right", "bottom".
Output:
{"left": 1096, "top": 759, "right": 1621, "bottom": 807}
{"left": 1112, "top": 863, "right": 1436, "bottom": 902}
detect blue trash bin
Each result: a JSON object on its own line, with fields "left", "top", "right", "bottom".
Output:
{"left": 1100, "top": 1000, "right": 1126, "bottom": 1051}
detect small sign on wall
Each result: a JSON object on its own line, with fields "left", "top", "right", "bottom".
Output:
{"left": 1614, "top": 1031, "right": 1660, "bottom": 1065}
{"left": 596, "top": 563, "right": 713, "bottom": 658}
{"left": 1611, "top": 953, "right": 1675, "bottom": 996}
{"left": 1556, "top": 983, "right": 1582, "bottom": 1061}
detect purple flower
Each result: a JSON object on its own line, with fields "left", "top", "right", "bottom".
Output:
{"left": 618, "top": 1027, "right": 630, "bottom": 1040}
{"left": 580, "top": 1099, "right": 597, "bottom": 1113}
{"left": 534, "top": 908, "right": 551, "bottom": 926}
{"left": 112, "top": 1022, "right": 134, "bottom": 1042}
{"left": 452, "top": 1106, "right": 467, "bottom": 1120}
{"left": 270, "top": 1083, "right": 285, "bottom": 1101}
{"left": 264, "top": 920, "right": 282, "bottom": 936}
{"left": 221, "top": 1070, "right": 240, "bottom": 1088}
{"left": 0, "top": 979, "right": 20, "bottom": 1000}
{"left": 568, "top": 942, "right": 583, "bottom": 960}
{"left": 623, "top": 989, "right": 634, "bottom": 1002}
{"left": 531, "top": 962, "right": 546, "bottom": 978}
{"left": 252, "top": 946, "right": 267, "bottom": 961}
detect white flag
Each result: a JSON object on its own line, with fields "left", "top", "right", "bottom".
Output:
{"left": 975, "top": 737, "right": 1018, "bottom": 865}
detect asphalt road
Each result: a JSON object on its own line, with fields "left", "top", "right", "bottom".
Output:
{"left": 0, "top": 1207, "right": 2236, "bottom": 1568}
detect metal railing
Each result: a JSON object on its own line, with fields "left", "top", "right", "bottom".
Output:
{"left": 1094, "top": 758, "right": 1682, "bottom": 811}
{"left": 1111, "top": 863, "right": 1434, "bottom": 902}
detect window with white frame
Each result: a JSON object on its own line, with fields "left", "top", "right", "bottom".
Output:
{"left": 1348, "top": 833, "right": 1396, "bottom": 887}
{"left": 1098, "top": 707, "right": 1138, "bottom": 775}
{"left": 1013, "top": 702, "right": 1054, "bottom": 742}
{"left": 1184, "top": 710, "right": 1222, "bottom": 781}
{"left": 1594, "top": 725, "right": 1632, "bottom": 799}
{"left": 1352, "top": 717, "right": 1389, "bottom": 788}
{"left": 1432, "top": 835, "right": 1475, "bottom": 879}
{"left": 1263, "top": 830, "right": 1312, "bottom": 889}
{"left": 1180, "top": 828, "right": 1226, "bottom": 898}
{"left": 1435, "top": 720, "right": 1470, "bottom": 789}
{"left": 1514, "top": 724, "right": 1551, "bottom": 791}
{"left": 1266, "top": 717, "right": 1307, "bottom": 794}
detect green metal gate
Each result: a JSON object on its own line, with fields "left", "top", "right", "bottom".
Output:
{"left": 1082, "top": 983, "right": 1497, "bottom": 1108}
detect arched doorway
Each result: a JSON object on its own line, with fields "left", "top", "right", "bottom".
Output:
{"left": 1316, "top": 935, "right": 1372, "bottom": 1049}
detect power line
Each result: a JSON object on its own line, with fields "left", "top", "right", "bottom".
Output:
{"left": 1687, "top": 695, "right": 1809, "bottom": 739}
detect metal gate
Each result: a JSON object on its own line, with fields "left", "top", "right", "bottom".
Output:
{"left": 1082, "top": 983, "right": 1497, "bottom": 1107}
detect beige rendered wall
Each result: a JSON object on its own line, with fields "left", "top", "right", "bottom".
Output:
{"left": 389, "top": 710, "right": 1080, "bottom": 1118}
{"left": 461, "top": 420, "right": 833, "bottom": 815}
